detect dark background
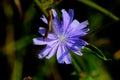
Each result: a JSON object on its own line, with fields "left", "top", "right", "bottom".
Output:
{"left": 0, "top": 0, "right": 120, "bottom": 80}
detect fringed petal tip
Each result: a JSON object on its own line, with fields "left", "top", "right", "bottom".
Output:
{"left": 58, "top": 61, "right": 72, "bottom": 64}
{"left": 40, "top": 15, "right": 48, "bottom": 24}
{"left": 33, "top": 38, "right": 46, "bottom": 45}
{"left": 38, "top": 27, "right": 46, "bottom": 36}
{"left": 38, "top": 54, "right": 43, "bottom": 59}
{"left": 83, "top": 20, "right": 89, "bottom": 25}
{"left": 79, "top": 52, "right": 83, "bottom": 56}
{"left": 52, "top": 9, "right": 57, "bottom": 17}
{"left": 84, "top": 41, "right": 89, "bottom": 46}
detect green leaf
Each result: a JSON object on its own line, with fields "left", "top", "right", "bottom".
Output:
{"left": 81, "top": 44, "right": 111, "bottom": 61}
{"left": 77, "top": 0, "right": 119, "bottom": 21}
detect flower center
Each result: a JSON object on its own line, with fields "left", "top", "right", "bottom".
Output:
{"left": 58, "top": 34, "right": 66, "bottom": 42}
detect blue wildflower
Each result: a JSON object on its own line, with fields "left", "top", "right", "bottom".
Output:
{"left": 33, "top": 9, "right": 89, "bottom": 64}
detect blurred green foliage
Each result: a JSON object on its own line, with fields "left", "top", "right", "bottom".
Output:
{"left": 0, "top": 0, "right": 120, "bottom": 80}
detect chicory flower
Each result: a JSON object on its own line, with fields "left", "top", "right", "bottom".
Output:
{"left": 33, "top": 9, "right": 89, "bottom": 64}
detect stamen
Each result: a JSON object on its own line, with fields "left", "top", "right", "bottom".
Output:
{"left": 58, "top": 34, "right": 66, "bottom": 42}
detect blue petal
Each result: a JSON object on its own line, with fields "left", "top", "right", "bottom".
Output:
{"left": 38, "top": 39, "right": 58, "bottom": 58}
{"left": 38, "top": 45, "right": 53, "bottom": 58}
{"left": 38, "top": 27, "right": 46, "bottom": 36}
{"left": 70, "top": 28, "right": 89, "bottom": 37}
{"left": 57, "top": 45, "right": 64, "bottom": 63}
{"left": 40, "top": 15, "right": 48, "bottom": 24}
{"left": 33, "top": 37, "right": 58, "bottom": 46}
{"left": 79, "top": 28, "right": 90, "bottom": 36}
{"left": 46, "top": 43, "right": 58, "bottom": 59}
{"left": 38, "top": 27, "right": 57, "bottom": 39}
{"left": 68, "top": 46, "right": 83, "bottom": 56}
{"left": 57, "top": 44, "right": 71, "bottom": 64}
{"left": 52, "top": 9, "right": 61, "bottom": 35}
{"left": 67, "top": 20, "right": 89, "bottom": 37}
{"left": 52, "top": 9, "right": 57, "bottom": 17}
{"left": 79, "top": 20, "right": 89, "bottom": 30}
{"left": 66, "top": 19, "right": 80, "bottom": 34}
{"left": 47, "top": 39, "right": 58, "bottom": 46}
{"left": 63, "top": 47, "right": 71, "bottom": 64}
{"left": 67, "top": 38, "right": 88, "bottom": 47}
{"left": 47, "top": 33, "right": 58, "bottom": 39}
{"left": 67, "top": 28, "right": 89, "bottom": 38}
{"left": 52, "top": 17, "right": 60, "bottom": 35}
{"left": 33, "top": 38, "right": 46, "bottom": 45}
{"left": 69, "top": 47, "right": 83, "bottom": 56}
{"left": 65, "top": 39, "right": 85, "bottom": 56}
{"left": 68, "top": 9, "right": 74, "bottom": 23}
{"left": 61, "top": 9, "right": 70, "bottom": 32}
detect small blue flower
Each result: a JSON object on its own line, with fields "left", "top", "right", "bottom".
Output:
{"left": 33, "top": 9, "right": 89, "bottom": 64}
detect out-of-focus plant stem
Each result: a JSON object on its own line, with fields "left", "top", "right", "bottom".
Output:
{"left": 14, "top": 0, "right": 23, "bottom": 17}
{"left": 72, "top": 57, "right": 82, "bottom": 72}
{"left": 34, "top": 0, "right": 49, "bottom": 17}
{"left": 34, "top": 0, "right": 62, "bottom": 18}
{"left": 2, "top": 1, "right": 23, "bottom": 80}
{"left": 11, "top": 57, "right": 23, "bottom": 80}
{"left": 77, "top": 0, "right": 119, "bottom": 21}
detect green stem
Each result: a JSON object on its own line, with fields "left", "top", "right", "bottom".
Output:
{"left": 77, "top": 0, "right": 119, "bottom": 21}
{"left": 34, "top": 0, "right": 48, "bottom": 17}
{"left": 11, "top": 58, "right": 23, "bottom": 80}
{"left": 72, "top": 57, "right": 82, "bottom": 72}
